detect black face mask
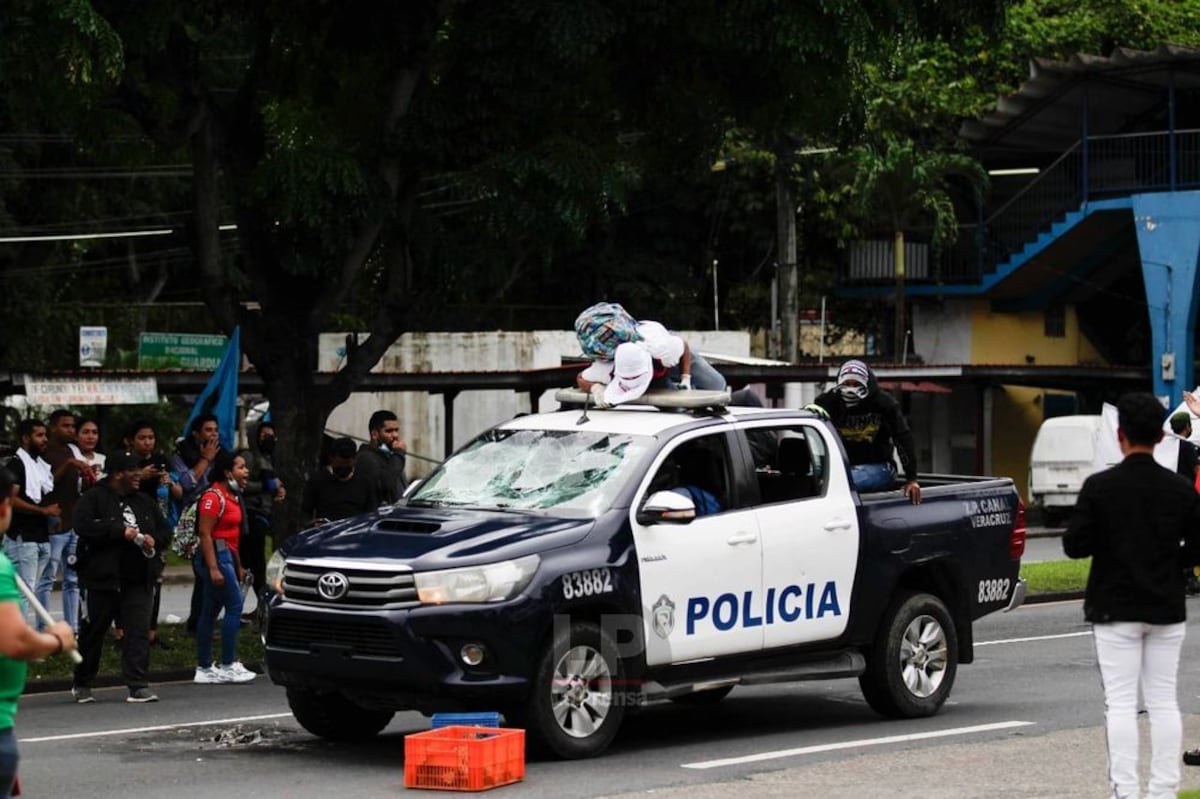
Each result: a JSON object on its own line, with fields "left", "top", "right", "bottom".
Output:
{"left": 259, "top": 436, "right": 276, "bottom": 455}
{"left": 331, "top": 466, "right": 353, "bottom": 480}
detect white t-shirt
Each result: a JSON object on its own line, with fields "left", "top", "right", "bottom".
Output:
{"left": 578, "top": 321, "right": 684, "bottom": 384}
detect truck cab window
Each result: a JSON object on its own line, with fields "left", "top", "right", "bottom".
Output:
{"left": 646, "top": 435, "right": 731, "bottom": 517}
{"left": 753, "top": 426, "right": 828, "bottom": 504}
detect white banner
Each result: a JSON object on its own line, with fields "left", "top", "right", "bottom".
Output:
{"left": 23, "top": 376, "right": 159, "bottom": 406}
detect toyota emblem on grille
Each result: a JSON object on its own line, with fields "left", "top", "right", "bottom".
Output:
{"left": 317, "top": 571, "right": 349, "bottom": 600}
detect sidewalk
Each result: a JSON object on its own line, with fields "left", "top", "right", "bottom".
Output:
{"left": 604, "top": 718, "right": 1200, "bottom": 798}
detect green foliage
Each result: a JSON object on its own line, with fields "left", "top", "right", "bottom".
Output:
{"left": 24, "top": 621, "right": 264, "bottom": 684}
{"left": 1020, "top": 558, "right": 1090, "bottom": 593}
{"left": 846, "top": 136, "right": 988, "bottom": 252}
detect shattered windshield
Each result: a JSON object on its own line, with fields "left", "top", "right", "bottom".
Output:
{"left": 410, "top": 428, "right": 652, "bottom": 514}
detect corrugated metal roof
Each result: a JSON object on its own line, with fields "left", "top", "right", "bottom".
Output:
{"left": 960, "top": 44, "right": 1200, "bottom": 151}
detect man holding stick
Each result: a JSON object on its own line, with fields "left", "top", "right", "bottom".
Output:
{"left": 0, "top": 466, "right": 78, "bottom": 797}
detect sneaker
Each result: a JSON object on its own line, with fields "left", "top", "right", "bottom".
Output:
{"left": 71, "top": 685, "right": 95, "bottom": 704}
{"left": 219, "top": 662, "right": 257, "bottom": 684}
{"left": 127, "top": 688, "right": 158, "bottom": 703}
{"left": 194, "top": 666, "right": 226, "bottom": 685}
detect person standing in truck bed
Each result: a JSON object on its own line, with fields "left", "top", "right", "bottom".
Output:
{"left": 806, "top": 359, "right": 920, "bottom": 504}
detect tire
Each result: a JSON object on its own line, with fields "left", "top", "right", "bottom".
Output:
{"left": 859, "top": 591, "right": 957, "bottom": 719}
{"left": 669, "top": 685, "right": 734, "bottom": 705}
{"left": 519, "top": 620, "right": 627, "bottom": 759}
{"left": 287, "top": 687, "right": 394, "bottom": 741}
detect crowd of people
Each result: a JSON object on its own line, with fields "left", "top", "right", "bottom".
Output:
{"left": 0, "top": 404, "right": 411, "bottom": 713}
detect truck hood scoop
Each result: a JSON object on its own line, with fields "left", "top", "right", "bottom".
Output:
{"left": 372, "top": 519, "right": 442, "bottom": 535}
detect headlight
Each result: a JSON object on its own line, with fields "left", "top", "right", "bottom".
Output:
{"left": 415, "top": 555, "right": 540, "bottom": 604}
{"left": 265, "top": 550, "right": 286, "bottom": 595}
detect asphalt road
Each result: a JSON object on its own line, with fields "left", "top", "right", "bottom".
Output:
{"left": 14, "top": 597, "right": 1200, "bottom": 798}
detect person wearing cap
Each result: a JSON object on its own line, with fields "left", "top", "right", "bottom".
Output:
{"left": 70, "top": 451, "right": 171, "bottom": 704}
{"left": 805, "top": 359, "right": 921, "bottom": 504}
{"left": 576, "top": 318, "right": 726, "bottom": 399}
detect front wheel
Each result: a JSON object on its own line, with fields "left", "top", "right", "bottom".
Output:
{"left": 859, "top": 591, "right": 957, "bottom": 718}
{"left": 287, "top": 687, "right": 394, "bottom": 741}
{"left": 516, "top": 620, "right": 627, "bottom": 759}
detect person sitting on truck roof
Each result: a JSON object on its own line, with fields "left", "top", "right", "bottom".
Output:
{"left": 805, "top": 359, "right": 921, "bottom": 505}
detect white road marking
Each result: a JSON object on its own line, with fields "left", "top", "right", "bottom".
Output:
{"left": 20, "top": 712, "right": 293, "bottom": 743}
{"left": 977, "top": 631, "right": 1093, "bottom": 646}
{"left": 681, "top": 720, "right": 1036, "bottom": 769}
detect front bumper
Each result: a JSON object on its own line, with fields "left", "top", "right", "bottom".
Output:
{"left": 263, "top": 596, "right": 542, "bottom": 711}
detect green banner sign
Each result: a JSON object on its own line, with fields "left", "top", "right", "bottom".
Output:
{"left": 138, "top": 332, "right": 229, "bottom": 370}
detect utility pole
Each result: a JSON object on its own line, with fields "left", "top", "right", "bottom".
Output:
{"left": 775, "top": 139, "right": 798, "bottom": 363}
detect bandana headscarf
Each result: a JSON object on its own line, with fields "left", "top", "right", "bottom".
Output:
{"left": 836, "top": 360, "right": 871, "bottom": 406}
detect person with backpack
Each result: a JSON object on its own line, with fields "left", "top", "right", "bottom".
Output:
{"left": 192, "top": 449, "right": 256, "bottom": 685}
{"left": 70, "top": 452, "right": 170, "bottom": 704}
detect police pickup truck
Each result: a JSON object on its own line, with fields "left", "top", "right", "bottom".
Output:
{"left": 262, "top": 390, "right": 1026, "bottom": 759}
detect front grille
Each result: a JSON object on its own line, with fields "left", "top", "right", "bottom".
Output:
{"left": 283, "top": 559, "right": 421, "bottom": 610}
{"left": 267, "top": 615, "right": 403, "bottom": 658}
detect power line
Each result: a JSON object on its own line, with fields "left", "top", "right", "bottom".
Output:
{"left": 0, "top": 224, "right": 236, "bottom": 244}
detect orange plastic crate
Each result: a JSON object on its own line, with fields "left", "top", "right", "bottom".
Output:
{"left": 404, "top": 725, "right": 525, "bottom": 792}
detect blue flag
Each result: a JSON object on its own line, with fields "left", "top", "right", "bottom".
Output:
{"left": 183, "top": 326, "right": 240, "bottom": 452}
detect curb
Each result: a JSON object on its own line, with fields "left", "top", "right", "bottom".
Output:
{"left": 1023, "top": 590, "right": 1083, "bottom": 604}
{"left": 25, "top": 669, "right": 198, "bottom": 696}
{"left": 24, "top": 662, "right": 267, "bottom": 696}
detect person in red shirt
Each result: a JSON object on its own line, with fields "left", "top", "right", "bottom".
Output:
{"left": 192, "top": 450, "right": 255, "bottom": 685}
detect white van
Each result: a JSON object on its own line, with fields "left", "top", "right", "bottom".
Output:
{"left": 1028, "top": 415, "right": 1108, "bottom": 525}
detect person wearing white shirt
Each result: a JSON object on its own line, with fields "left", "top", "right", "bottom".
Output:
{"left": 4, "top": 420, "right": 59, "bottom": 627}
{"left": 576, "top": 319, "right": 726, "bottom": 404}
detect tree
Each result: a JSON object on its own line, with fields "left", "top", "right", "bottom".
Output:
{"left": 846, "top": 136, "right": 987, "bottom": 356}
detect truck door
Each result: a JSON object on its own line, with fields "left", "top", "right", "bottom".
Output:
{"left": 739, "top": 421, "right": 859, "bottom": 649}
{"left": 632, "top": 429, "right": 764, "bottom": 666}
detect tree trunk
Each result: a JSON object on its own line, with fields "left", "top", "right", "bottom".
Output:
{"left": 267, "top": 377, "right": 332, "bottom": 546}
{"left": 894, "top": 229, "right": 906, "bottom": 361}
{"left": 775, "top": 144, "right": 799, "bottom": 362}
{"left": 244, "top": 306, "right": 340, "bottom": 545}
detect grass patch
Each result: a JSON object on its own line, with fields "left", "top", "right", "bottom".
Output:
{"left": 24, "top": 622, "right": 264, "bottom": 687}
{"left": 1021, "top": 558, "right": 1090, "bottom": 594}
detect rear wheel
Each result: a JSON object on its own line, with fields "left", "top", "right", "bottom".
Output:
{"left": 859, "top": 592, "right": 957, "bottom": 718}
{"left": 517, "top": 620, "right": 627, "bottom": 759}
{"left": 287, "top": 687, "right": 394, "bottom": 741}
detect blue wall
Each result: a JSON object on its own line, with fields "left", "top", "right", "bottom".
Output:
{"left": 1133, "top": 192, "right": 1200, "bottom": 406}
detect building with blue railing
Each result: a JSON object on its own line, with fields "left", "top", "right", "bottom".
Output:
{"left": 841, "top": 44, "right": 1200, "bottom": 497}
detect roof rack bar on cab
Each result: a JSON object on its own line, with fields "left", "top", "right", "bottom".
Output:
{"left": 554, "top": 387, "right": 732, "bottom": 413}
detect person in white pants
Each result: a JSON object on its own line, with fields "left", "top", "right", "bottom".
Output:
{"left": 1063, "top": 392, "right": 1200, "bottom": 799}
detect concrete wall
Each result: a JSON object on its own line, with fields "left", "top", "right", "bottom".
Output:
{"left": 317, "top": 330, "right": 751, "bottom": 478}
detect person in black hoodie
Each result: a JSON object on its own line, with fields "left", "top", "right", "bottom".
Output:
{"left": 70, "top": 452, "right": 172, "bottom": 704}
{"left": 1063, "top": 392, "right": 1200, "bottom": 797}
{"left": 806, "top": 359, "right": 921, "bottom": 504}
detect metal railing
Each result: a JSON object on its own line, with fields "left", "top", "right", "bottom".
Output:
{"left": 851, "top": 129, "right": 1200, "bottom": 285}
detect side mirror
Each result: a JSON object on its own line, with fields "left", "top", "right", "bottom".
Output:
{"left": 636, "top": 490, "right": 696, "bottom": 525}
